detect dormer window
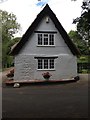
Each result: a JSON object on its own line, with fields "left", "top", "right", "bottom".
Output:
{"left": 35, "top": 31, "right": 57, "bottom": 46}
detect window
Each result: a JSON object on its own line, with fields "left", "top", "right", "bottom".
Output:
{"left": 38, "top": 34, "right": 42, "bottom": 45}
{"left": 38, "top": 59, "right": 42, "bottom": 69}
{"left": 37, "top": 33, "right": 55, "bottom": 46}
{"left": 49, "top": 34, "right": 54, "bottom": 45}
{"left": 50, "top": 59, "right": 54, "bottom": 69}
{"left": 44, "top": 59, "right": 48, "bottom": 69}
{"left": 37, "top": 58, "right": 55, "bottom": 70}
{"left": 44, "top": 34, "right": 48, "bottom": 45}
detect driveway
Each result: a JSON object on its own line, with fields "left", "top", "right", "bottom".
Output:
{"left": 2, "top": 74, "right": 88, "bottom": 119}
{"left": 0, "top": 68, "right": 14, "bottom": 120}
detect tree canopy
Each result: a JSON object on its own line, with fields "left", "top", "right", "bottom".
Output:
{"left": 68, "top": 30, "right": 88, "bottom": 55}
{"left": 1, "top": 10, "right": 20, "bottom": 40}
{"left": 73, "top": 0, "right": 90, "bottom": 53}
{"left": 0, "top": 10, "right": 21, "bottom": 68}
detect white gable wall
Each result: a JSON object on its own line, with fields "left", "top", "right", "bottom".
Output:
{"left": 14, "top": 16, "right": 78, "bottom": 81}
{"left": 19, "top": 16, "right": 72, "bottom": 55}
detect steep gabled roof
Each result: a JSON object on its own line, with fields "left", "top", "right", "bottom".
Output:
{"left": 10, "top": 4, "right": 80, "bottom": 56}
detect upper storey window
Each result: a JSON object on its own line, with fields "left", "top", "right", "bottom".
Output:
{"left": 35, "top": 31, "right": 57, "bottom": 46}
{"left": 38, "top": 33, "right": 54, "bottom": 46}
{"left": 38, "top": 34, "right": 42, "bottom": 45}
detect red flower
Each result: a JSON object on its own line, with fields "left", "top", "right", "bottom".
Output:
{"left": 6, "top": 69, "right": 14, "bottom": 78}
{"left": 42, "top": 72, "right": 52, "bottom": 79}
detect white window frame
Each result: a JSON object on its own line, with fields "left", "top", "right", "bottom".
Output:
{"left": 37, "top": 58, "right": 55, "bottom": 70}
{"left": 37, "top": 33, "right": 55, "bottom": 46}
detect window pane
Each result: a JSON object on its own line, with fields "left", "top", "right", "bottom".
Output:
{"left": 38, "top": 34, "right": 42, "bottom": 45}
{"left": 44, "top": 34, "right": 48, "bottom": 45}
{"left": 44, "top": 59, "right": 48, "bottom": 69}
{"left": 49, "top": 34, "right": 54, "bottom": 45}
{"left": 37, "top": 58, "right": 55, "bottom": 69}
{"left": 38, "top": 59, "right": 42, "bottom": 69}
{"left": 50, "top": 59, "right": 54, "bottom": 69}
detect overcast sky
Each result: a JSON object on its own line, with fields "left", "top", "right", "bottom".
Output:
{"left": 0, "top": 0, "right": 83, "bottom": 37}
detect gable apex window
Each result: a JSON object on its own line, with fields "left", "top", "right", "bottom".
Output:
{"left": 35, "top": 31, "right": 57, "bottom": 46}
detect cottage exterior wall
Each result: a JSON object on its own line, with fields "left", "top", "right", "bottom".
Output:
{"left": 14, "top": 54, "right": 77, "bottom": 81}
{"left": 14, "top": 55, "right": 36, "bottom": 81}
{"left": 19, "top": 16, "right": 72, "bottom": 55}
{"left": 14, "top": 16, "right": 78, "bottom": 81}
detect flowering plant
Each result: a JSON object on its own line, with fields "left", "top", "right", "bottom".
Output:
{"left": 42, "top": 72, "right": 52, "bottom": 80}
{"left": 6, "top": 69, "right": 14, "bottom": 78}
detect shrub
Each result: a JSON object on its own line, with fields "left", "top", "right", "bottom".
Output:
{"left": 6, "top": 69, "right": 14, "bottom": 78}
{"left": 82, "top": 69, "right": 88, "bottom": 73}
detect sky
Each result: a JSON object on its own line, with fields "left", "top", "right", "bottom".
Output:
{"left": 0, "top": 0, "right": 83, "bottom": 37}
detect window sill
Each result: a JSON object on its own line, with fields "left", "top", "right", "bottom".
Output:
{"left": 37, "top": 69, "right": 55, "bottom": 71}
{"left": 37, "top": 45, "right": 55, "bottom": 47}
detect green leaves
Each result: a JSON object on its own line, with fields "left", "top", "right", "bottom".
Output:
{"left": 77, "top": 10, "right": 90, "bottom": 41}
{"left": 69, "top": 30, "right": 88, "bottom": 55}
{"left": 1, "top": 10, "right": 20, "bottom": 39}
{"left": 1, "top": 9, "right": 21, "bottom": 68}
{"left": 72, "top": 0, "right": 90, "bottom": 55}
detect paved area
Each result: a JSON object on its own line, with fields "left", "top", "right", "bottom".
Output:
{"left": 2, "top": 74, "right": 88, "bottom": 119}
{"left": 0, "top": 87, "right": 2, "bottom": 120}
{"left": 0, "top": 72, "right": 2, "bottom": 87}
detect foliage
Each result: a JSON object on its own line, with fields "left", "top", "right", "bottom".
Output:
{"left": 73, "top": 10, "right": 90, "bottom": 43}
{"left": 81, "top": 69, "right": 88, "bottom": 74}
{"left": 6, "top": 68, "right": 14, "bottom": 77}
{"left": 77, "top": 55, "right": 89, "bottom": 63}
{"left": 68, "top": 30, "right": 88, "bottom": 55}
{"left": 77, "top": 54, "right": 89, "bottom": 74}
{"left": 2, "top": 37, "right": 21, "bottom": 68}
{"left": 0, "top": 10, "right": 21, "bottom": 68}
{"left": 1, "top": 10, "right": 20, "bottom": 39}
{"left": 73, "top": 0, "right": 90, "bottom": 53}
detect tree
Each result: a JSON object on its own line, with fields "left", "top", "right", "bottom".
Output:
{"left": 73, "top": 0, "right": 90, "bottom": 53}
{"left": 69, "top": 30, "right": 88, "bottom": 55}
{"left": 1, "top": 10, "right": 20, "bottom": 39}
{"left": 0, "top": 10, "right": 20, "bottom": 68}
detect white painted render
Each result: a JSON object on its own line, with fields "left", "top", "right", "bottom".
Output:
{"left": 14, "top": 16, "right": 78, "bottom": 81}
